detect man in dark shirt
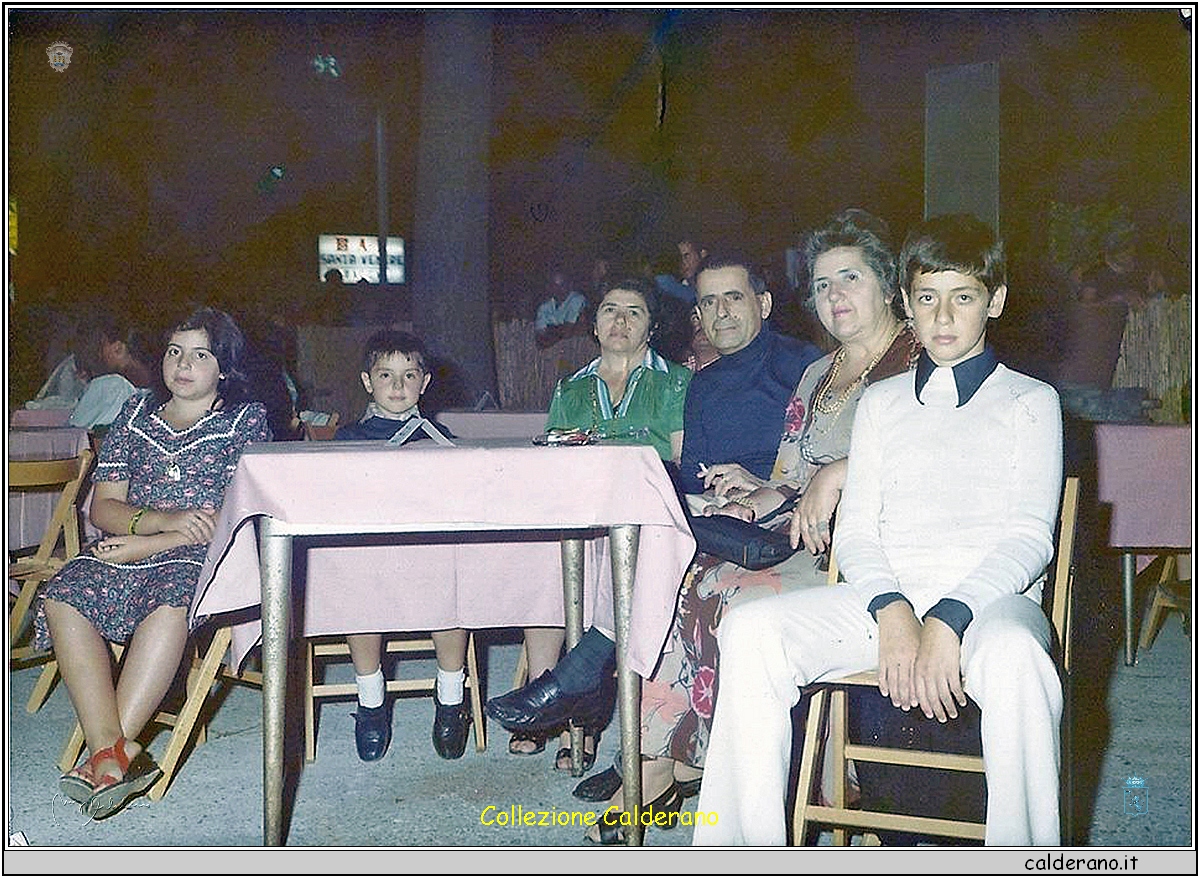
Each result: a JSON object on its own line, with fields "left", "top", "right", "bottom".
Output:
{"left": 678, "top": 255, "right": 822, "bottom": 493}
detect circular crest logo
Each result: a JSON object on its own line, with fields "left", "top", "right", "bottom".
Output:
{"left": 46, "top": 41, "right": 73, "bottom": 73}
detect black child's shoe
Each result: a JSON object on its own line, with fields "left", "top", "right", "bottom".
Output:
{"left": 432, "top": 692, "right": 470, "bottom": 760}
{"left": 353, "top": 702, "right": 392, "bottom": 762}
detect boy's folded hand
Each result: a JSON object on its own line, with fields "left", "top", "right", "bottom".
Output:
{"left": 913, "top": 617, "right": 966, "bottom": 722}
{"left": 875, "top": 602, "right": 921, "bottom": 710}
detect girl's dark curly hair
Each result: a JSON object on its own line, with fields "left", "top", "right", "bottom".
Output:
{"left": 154, "top": 306, "right": 252, "bottom": 407}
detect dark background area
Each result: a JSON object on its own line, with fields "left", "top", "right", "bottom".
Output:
{"left": 6, "top": 7, "right": 1192, "bottom": 404}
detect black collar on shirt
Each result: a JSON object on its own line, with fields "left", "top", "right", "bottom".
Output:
{"left": 914, "top": 346, "right": 999, "bottom": 407}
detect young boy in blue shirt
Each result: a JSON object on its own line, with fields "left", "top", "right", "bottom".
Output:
{"left": 334, "top": 330, "right": 468, "bottom": 761}
{"left": 694, "top": 214, "right": 1064, "bottom": 845}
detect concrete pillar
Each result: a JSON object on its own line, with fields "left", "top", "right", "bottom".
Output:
{"left": 412, "top": 11, "right": 495, "bottom": 403}
{"left": 925, "top": 61, "right": 1000, "bottom": 234}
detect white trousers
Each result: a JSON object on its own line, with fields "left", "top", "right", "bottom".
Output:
{"left": 692, "top": 586, "right": 1062, "bottom": 846}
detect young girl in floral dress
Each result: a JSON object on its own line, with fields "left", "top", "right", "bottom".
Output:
{"left": 36, "top": 307, "right": 271, "bottom": 820}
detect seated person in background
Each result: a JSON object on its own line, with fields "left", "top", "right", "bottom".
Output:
{"left": 1054, "top": 223, "right": 1166, "bottom": 422}
{"left": 656, "top": 237, "right": 722, "bottom": 370}
{"left": 512, "top": 276, "right": 691, "bottom": 769}
{"left": 333, "top": 330, "right": 462, "bottom": 762}
{"left": 68, "top": 315, "right": 155, "bottom": 430}
{"left": 485, "top": 253, "right": 823, "bottom": 772}
{"left": 534, "top": 268, "right": 589, "bottom": 348}
{"left": 694, "top": 214, "right": 1064, "bottom": 846}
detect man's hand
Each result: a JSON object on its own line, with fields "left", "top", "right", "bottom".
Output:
{"left": 913, "top": 617, "right": 966, "bottom": 722}
{"left": 700, "top": 463, "right": 763, "bottom": 498}
{"left": 875, "top": 601, "right": 921, "bottom": 710}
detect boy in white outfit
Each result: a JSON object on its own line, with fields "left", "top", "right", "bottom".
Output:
{"left": 694, "top": 213, "right": 1064, "bottom": 846}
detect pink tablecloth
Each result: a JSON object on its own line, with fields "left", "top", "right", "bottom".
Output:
{"left": 191, "top": 439, "right": 696, "bottom": 675}
{"left": 1095, "top": 424, "right": 1192, "bottom": 566}
{"left": 7, "top": 427, "right": 92, "bottom": 551}
{"left": 437, "top": 410, "right": 548, "bottom": 440}
{"left": 10, "top": 408, "right": 73, "bottom": 428}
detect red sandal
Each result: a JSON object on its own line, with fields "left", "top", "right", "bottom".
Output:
{"left": 59, "top": 754, "right": 99, "bottom": 804}
{"left": 81, "top": 737, "right": 162, "bottom": 820}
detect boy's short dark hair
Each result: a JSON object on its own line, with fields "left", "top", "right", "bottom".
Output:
{"left": 362, "top": 329, "right": 427, "bottom": 373}
{"left": 899, "top": 213, "right": 1006, "bottom": 297}
{"left": 696, "top": 252, "right": 768, "bottom": 297}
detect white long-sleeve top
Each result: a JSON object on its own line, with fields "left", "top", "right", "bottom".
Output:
{"left": 835, "top": 355, "right": 1063, "bottom": 629}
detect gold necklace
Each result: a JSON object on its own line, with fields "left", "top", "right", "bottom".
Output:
{"left": 814, "top": 325, "right": 902, "bottom": 416}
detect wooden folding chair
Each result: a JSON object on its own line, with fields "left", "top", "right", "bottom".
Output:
{"left": 301, "top": 412, "right": 340, "bottom": 441}
{"left": 9, "top": 450, "right": 94, "bottom": 694}
{"left": 305, "top": 632, "right": 486, "bottom": 762}
{"left": 792, "top": 476, "right": 1079, "bottom": 845}
{"left": 1138, "top": 553, "right": 1191, "bottom": 653}
{"left": 58, "top": 624, "right": 261, "bottom": 801}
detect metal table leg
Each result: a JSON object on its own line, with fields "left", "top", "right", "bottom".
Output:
{"left": 1122, "top": 551, "right": 1137, "bottom": 666}
{"left": 560, "top": 537, "right": 585, "bottom": 774}
{"left": 609, "top": 524, "right": 643, "bottom": 846}
{"left": 259, "top": 516, "right": 292, "bottom": 846}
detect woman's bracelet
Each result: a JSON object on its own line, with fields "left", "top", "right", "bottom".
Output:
{"left": 128, "top": 508, "right": 146, "bottom": 535}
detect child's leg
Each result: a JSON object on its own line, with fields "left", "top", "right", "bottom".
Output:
{"left": 962, "top": 594, "right": 1062, "bottom": 845}
{"left": 347, "top": 633, "right": 385, "bottom": 707}
{"left": 694, "top": 586, "right": 877, "bottom": 845}
{"left": 113, "top": 605, "right": 189, "bottom": 751}
{"left": 430, "top": 627, "right": 468, "bottom": 704}
{"left": 523, "top": 626, "right": 565, "bottom": 680}
{"left": 43, "top": 599, "right": 125, "bottom": 759}
{"left": 430, "top": 628, "right": 471, "bottom": 760}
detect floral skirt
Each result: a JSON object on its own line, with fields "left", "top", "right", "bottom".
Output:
{"left": 640, "top": 547, "right": 827, "bottom": 768}
{"left": 33, "top": 543, "right": 207, "bottom": 650}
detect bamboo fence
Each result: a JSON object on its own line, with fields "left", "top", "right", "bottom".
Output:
{"left": 493, "top": 319, "right": 598, "bottom": 411}
{"left": 1112, "top": 296, "right": 1192, "bottom": 423}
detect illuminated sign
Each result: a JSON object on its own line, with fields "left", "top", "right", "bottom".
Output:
{"left": 318, "top": 234, "right": 405, "bottom": 284}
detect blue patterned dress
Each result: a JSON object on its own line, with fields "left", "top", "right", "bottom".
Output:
{"left": 34, "top": 391, "right": 271, "bottom": 648}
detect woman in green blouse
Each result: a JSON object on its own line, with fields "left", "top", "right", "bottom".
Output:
{"left": 514, "top": 276, "right": 692, "bottom": 766}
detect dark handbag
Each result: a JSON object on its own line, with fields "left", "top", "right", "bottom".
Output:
{"left": 686, "top": 498, "right": 798, "bottom": 570}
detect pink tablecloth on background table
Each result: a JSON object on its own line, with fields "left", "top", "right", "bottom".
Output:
{"left": 7, "top": 427, "right": 92, "bottom": 551}
{"left": 10, "top": 408, "right": 73, "bottom": 428}
{"left": 1095, "top": 423, "right": 1192, "bottom": 564}
{"left": 436, "top": 410, "right": 548, "bottom": 440}
{"left": 191, "top": 439, "right": 696, "bottom": 675}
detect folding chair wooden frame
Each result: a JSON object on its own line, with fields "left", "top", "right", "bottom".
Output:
{"left": 792, "top": 476, "right": 1079, "bottom": 845}
{"left": 305, "top": 631, "right": 486, "bottom": 762}
{"left": 1138, "top": 553, "right": 1191, "bottom": 654}
{"left": 58, "top": 625, "right": 261, "bottom": 801}
{"left": 301, "top": 412, "right": 340, "bottom": 441}
{"left": 9, "top": 450, "right": 94, "bottom": 699}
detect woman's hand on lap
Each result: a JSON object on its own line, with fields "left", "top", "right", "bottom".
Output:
{"left": 789, "top": 460, "right": 846, "bottom": 552}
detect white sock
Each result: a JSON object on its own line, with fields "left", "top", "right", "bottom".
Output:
{"left": 356, "top": 668, "right": 385, "bottom": 709}
{"left": 436, "top": 666, "right": 464, "bottom": 705}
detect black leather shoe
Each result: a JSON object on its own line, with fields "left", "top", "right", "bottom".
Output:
{"left": 432, "top": 693, "right": 470, "bottom": 760}
{"left": 486, "top": 670, "right": 605, "bottom": 732}
{"left": 573, "top": 765, "right": 622, "bottom": 802}
{"left": 353, "top": 703, "right": 392, "bottom": 762}
{"left": 589, "top": 782, "right": 685, "bottom": 845}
